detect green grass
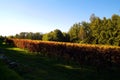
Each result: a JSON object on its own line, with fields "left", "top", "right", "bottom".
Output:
{"left": 0, "top": 42, "right": 120, "bottom": 80}
{"left": 0, "top": 60, "right": 23, "bottom": 80}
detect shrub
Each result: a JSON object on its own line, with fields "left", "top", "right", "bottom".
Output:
{"left": 6, "top": 38, "right": 120, "bottom": 68}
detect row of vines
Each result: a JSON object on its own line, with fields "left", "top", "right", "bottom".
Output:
{"left": 6, "top": 38, "right": 120, "bottom": 68}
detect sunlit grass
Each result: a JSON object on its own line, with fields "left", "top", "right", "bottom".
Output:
{"left": 7, "top": 47, "right": 28, "bottom": 53}
{"left": 1, "top": 42, "right": 120, "bottom": 80}
{"left": 56, "top": 64, "right": 74, "bottom": 69}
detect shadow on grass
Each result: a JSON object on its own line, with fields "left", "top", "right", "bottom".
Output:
{"left": 0, "top": 61, "right": 23, "bottom": 80}
{"left": 0, "top": 43, "right": 120, "bottom": 80}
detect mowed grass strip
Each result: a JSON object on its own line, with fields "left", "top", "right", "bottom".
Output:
{"left": 1, "top": 43, "right": 120, "bottom": 80}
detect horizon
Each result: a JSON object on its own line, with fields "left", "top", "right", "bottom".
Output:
{"left": 0, "top": 0, "right": 120, "bottom": 36}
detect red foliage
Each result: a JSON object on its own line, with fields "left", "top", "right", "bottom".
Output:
{"left": 7, "top": 38, "right": 120, "bottom": 68}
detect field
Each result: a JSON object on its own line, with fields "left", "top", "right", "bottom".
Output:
{"left": 0, "top": 39, "right": 120, "bottom": 80}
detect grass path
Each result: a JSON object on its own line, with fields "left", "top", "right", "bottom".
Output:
{"left": 0, "top": 42, "right": 120, "bottom": 80}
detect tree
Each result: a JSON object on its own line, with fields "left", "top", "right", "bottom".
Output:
{"left": 90, "top": 17, "right": 102, "bottom": 44}
{"left": 98, "top": 31, "right": 107, "bottom": 44}
{"left": 111, "top": 14, "right": 119, "bottom": 26}
{"left": 19, "top": 32, "right": 27, "bottom": 39}
{"left": 68, "top": 23, "right": 80, "bottom": 42}
{"left": 42, "top": 29, "right": 64, "bottom": 42}
{"left": 42, "top": 32, "right": 54, "bottom": 41}
{"left": 62, "top": 32, "right": 70, "bottom": 42}
{"left": 78, "top": 26, "right": 86, "bottom": 41}
{"left": 26, "top": 32, "right": 33, "bottom": 39}
{"left": 32, "top": 32, "right": 42, "bottom": 40}
{"left": 42, "top": 33, "right": 48, "bottom": 41}
{"left": 11, "top": 14, "right": 120, "bottom": 46}
{"left": 89, "top": 13, "right": 98, "bottom": 22}
{"left": 15, "top": 34, "right": 19, "bottom": 38}
{"left": 52, "top": 29, "right": 64, "bottom": 42}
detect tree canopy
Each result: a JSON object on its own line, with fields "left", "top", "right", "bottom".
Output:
{"left": 11, "top": 14, "right": 120, "bottom": 46}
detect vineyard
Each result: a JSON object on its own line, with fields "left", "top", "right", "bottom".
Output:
{"left": 6, "top": 38, "right": 120, "bottom": 69}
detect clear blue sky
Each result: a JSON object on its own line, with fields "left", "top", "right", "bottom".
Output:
{"left": 0, "top": 0, "right": 120, "bottom": 36}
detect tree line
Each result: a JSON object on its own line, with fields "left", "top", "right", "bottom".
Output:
{"left": 10, "top": 14, "right": 120, "bottom": 46}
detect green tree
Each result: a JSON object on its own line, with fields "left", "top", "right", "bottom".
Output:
{"left": 111, "top": 14, "right": 119, "bottom": 27}
{"left": 68, "top": 23, "right": 80, "bottom": 42}
{"left": 42, "top": 32, "right": 54, "bottom": 41}
{"left": 52, "top": 29, "right": 64, "bottom": 42}
{"left": 90, "top": 17, "right": 102, "bottom": 44}
{"left": 89, "top": 13, "right": 98, "bottom": 22}
{"left": 78, "top": 26, "right": 86, "bottom": 41}
{"left": 26, "top": 32, "right": 33, "bottom": 39}
{"left": 62, "top": 32, "right": 70, "bottom": 42}
{"left": 19, "top": 32, "right": 27, "bottom": 39}
{"left": 32, "top": 32, "right": 42, "bottom": 40}
{"left": 15, "top": 34, "right": 19, "bottom": 38}
{"left": 42, "top": 29, "right": 64, "bottom": 42}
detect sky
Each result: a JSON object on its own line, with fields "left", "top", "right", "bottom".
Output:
{"left": 0, "top": 0, "right": 120, "bottom": 36}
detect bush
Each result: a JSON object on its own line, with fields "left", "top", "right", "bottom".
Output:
{"left": 7, "top": 38, "right": 120, "bottom": 68}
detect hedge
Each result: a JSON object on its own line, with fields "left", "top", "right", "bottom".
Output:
{"left": 6, "top": 38, "right": 120, "bottom": 68}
